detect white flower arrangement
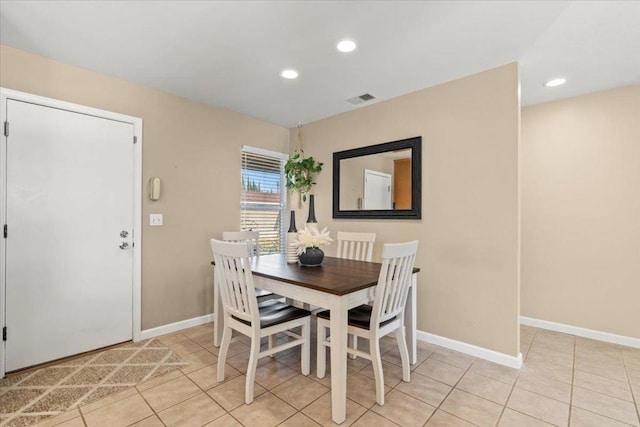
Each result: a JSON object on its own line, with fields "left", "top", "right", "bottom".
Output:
{"left": 294, "top": 226, "right": 333, "bottom": 256}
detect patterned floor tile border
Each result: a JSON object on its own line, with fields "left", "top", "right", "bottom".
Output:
{"left": 0, "top": 339, "right": 188, "bottom": 426}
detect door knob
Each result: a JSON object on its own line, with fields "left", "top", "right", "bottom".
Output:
{"left": 120, "top": 230, "right": 129, "bottom": 238}
{"left": 119, "top": 242, "right": 129, "bottom": 250}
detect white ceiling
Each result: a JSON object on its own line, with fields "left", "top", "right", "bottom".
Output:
{"left": 1, "top": 1, "right": 639, "bottom": 127}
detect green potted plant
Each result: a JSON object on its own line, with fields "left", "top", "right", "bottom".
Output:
{"left": 284, "top": 152, "right": 323, "bottom": 202}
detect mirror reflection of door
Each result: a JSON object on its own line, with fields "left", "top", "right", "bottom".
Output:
{"left": 363, "top": 169, "right": 392, "bottom": 209}
{"left": 393, "top": 158, "right": 412, "bottom": 209}
{"left": 337, "top": 147, "right": 413, "bottom": 211}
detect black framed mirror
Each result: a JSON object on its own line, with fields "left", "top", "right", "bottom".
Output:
{"left": 333, "top": 136, "right": 421, "bottom": 219}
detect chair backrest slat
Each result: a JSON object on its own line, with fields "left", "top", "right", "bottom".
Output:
{"left": 222, "top": 230, "right": 260, "bottom": 257}
{"left": 336, "top": 231, "right": 376, "bottom": 262}
{"left": 211, "top": 239, "right": 258, "bottom": 325}
{"left": 371, "top": 241, "right": 418, "bottom": 327}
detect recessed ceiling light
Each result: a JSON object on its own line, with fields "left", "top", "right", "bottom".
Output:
{"left": 280, "top": 69, "right": 299, "bottom": 79}
{"left": 336, "top": 39, "right": 357, "bottom": 53}
{"left": 544, "top": 78, "right": 566, "bottom": 87}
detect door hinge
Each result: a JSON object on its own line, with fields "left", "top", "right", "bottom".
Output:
{"left": 3, "top": 121, "right": 8, "bottom": 137}
{"left": 3, "top": 224, "right": 6, "bottom": 238}
{"left": 2, "top": 327, "right": 6, "bottom": 342}
{"left": 133, "top": 136, "right": 137, "bottom": 144}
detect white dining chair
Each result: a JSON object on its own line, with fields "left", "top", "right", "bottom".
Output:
{"left": 222, "top": 230, "right": 280, "bottom": 302}
{"left": 335, "top": 231, "right": 376, "bottom": 355}
{"left": 316, "top": 240, "right": 418, "bottom": 406}
{"left": 211, "top": 239, "right": 311, "bottom": 404}
{"left": 222, "top": 230, "right": 260, "bottom": 256}
{"left": 336, "top": 231, "right": 376, "bottom": 261}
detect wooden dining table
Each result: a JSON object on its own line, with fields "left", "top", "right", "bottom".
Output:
{"left": 212, "top": 254, "right": 419, "bottom": 424}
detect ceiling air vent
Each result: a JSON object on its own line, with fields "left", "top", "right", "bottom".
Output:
{"left": 346, "top": 93, "right": 376, "bottom": 105}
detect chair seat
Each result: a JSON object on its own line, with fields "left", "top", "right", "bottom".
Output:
{"left": 234, "top": 300, "right": 310, "bottom": 329}
{"left": 316, "top": 304, "right": 397, "bottom": 330}
{"left": 255, "top": 288, "right": 276, "bottom": 299}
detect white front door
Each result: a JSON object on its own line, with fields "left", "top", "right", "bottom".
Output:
{"left": 363, "top": 169, "right": 392, "bottom": 210}
{"left": 4, "top": 99, "right": 134, "bottom": 371}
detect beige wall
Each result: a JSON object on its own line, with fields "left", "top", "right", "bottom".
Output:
{"left": 522, "top": 85, "right": 640, "bottom": 339}
{"left": 0, "top": 45, "right": 289, "bottom": 330}
{"left": 292, "top": 63, "right": 521, "bottom": 356}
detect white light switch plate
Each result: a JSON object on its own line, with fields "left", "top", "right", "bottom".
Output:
{"left": 150, "top": 213, "right": 163, "bottom": 226}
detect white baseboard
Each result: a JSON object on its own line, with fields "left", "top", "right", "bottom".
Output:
{"left": 417, "top": 330, "right": 523, "bottom": 369}
{"left": 520, "top": 316, "right": 640, "bottom": 349}
{"left": 140, "top": 313, "right": 215, "bottom": 340}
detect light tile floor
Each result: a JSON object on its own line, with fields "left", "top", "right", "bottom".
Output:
{"left": 22, "top": 322, "right": 640, "bottom": 426}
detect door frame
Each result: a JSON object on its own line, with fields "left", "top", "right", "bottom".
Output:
{"left": 0, "top": 88, "right": 143, "bottom": 378}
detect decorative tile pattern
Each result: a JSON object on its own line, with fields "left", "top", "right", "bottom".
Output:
{"left": 105, "top": 366, "right": 155, "bottom": 385}
{"left": 24, "top": 388, "right": 92, "bottom": 414}
{"left": 62, "top": 367, "right": 115, "bottom": 386}
{"left": 3, "top": 321, "right": 640, "bottom": 427}
{"left": 89, "top": 350, "right": 137, "bottom": 365}
{"left": 16, "top": 369, "right": 77, "bottom": 387}
{"left": 128, "top": 349, "right": 171, "bottom": 365}
{"left": 0, "top": 390, "right": 47, "bottom": 414}
{"left": 0, "top": 339, "right": 186, "bottom": 426}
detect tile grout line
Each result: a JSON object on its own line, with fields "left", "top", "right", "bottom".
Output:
{"left": 136, "top": 338, "right": 246, "bottom": 423}
{"left": 572, "top": 366, "right": 635, "bottom": 390}
{"left": 222, "top": 338, "right": 395, "bottom": 426}
{"left": 567, "top": 330, "right": 577, "bottom": 425}
{"left": 200, "top": 360, "right": 283, "bottom": 427}
{"left": 573, "top": 340, "right": 640, "bottom": 426}
{"left": 349, "top": 339, "right": 434, "bottom": 425}
{"left": 132, "top": 377, "right": 168, "bottom": 427}
{"left": 620, "top": 346, "right": 640, "bottom": 425}
{"left": 570, "top": 340, "right": 640, "bottom": 425}
{"left": 274, "top": 388, "right": 329, "bottom": 427}
{"left": 259, "top": 360, "right": 340, "bottom": 424}
{"left": 136, "top": 346, "right": 189, "bottom": 384}
{"left": 78, "top": 406, "right": 88, "bottom": 427}
{"left": 420, "top": 348, "right": 477, "bottom": 426}
{"left": 493, "top": 325, "right": 540, "bottom": 426}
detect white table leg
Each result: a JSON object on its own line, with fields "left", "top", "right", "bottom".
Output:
{"left": 329, "top": 296, "right": 348, "bottom": 424}
{"left": 404, "top": 273, "right": 417, "bottom": 364}
{"left": 213, "top": 266, "right": 223, "bottom": 347}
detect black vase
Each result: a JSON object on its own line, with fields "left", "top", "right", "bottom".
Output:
{"left": 298, "top": 247, "right": 324, "bottom": 267}
{"left": 288, "top": 210, "right": 297, "bottom": 233}
{"left": 306, "top": 194, "right": 317, "bottom": 224}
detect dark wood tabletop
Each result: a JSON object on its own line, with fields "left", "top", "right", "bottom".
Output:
{"left": 248, "top": 254, "right": 419, "bottom": 296}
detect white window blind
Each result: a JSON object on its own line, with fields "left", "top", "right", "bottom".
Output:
{"left": 241, "top": 147, "right": 287, "bottom": 255}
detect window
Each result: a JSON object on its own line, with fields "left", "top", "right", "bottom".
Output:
{"left": 241, "top": 146, "right": 288, "bottom": 255}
